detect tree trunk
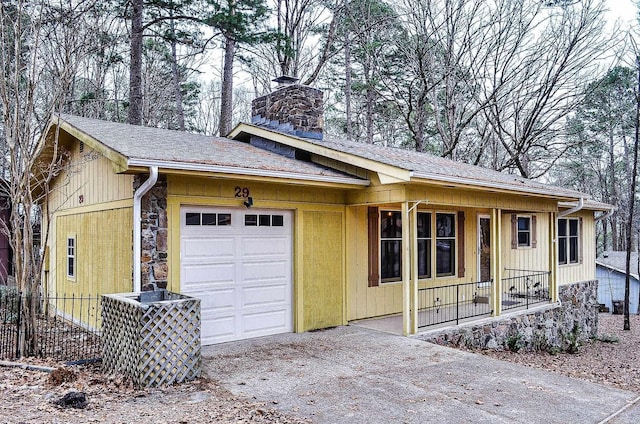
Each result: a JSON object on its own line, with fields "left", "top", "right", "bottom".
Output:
{"left": 624, "top": 57, "right": 640, "bottom": 331}
{"left": 344, "top": 35, "right": 352, "bottom": 140}
{"left": 169, "top": 13, "right": 185, "bottom": 131}
{"left": 128, "top": 0, "right": 144, "bottom": 126}
{"left": 219, "top": 35, "right": 235, "bottom": 136}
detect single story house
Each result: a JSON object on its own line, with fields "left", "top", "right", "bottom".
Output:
{"left": 37, "top": 82, "right": 612, "bottom": 345}
{"left": 596, "top": 251, "right": 640, "bottom": 314}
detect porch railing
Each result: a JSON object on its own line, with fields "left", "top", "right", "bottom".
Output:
{"left": 501, "top": 270, "right": 551, "bottom": 311}
{"left": 417, "top": 280, "right": 493, "bottom": 328}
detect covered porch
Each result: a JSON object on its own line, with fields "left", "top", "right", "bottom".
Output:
{"left": 346, "top": 192, "right": 564, "bottom": 336}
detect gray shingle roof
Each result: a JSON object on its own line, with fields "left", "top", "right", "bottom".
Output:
{"left": 597, "top": 251, "right": 640, "bottom": 280}
{"left": 56, "top": 114, "right": 361, "bottom": 183}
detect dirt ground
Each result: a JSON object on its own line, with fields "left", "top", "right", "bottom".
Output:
{"left": 0, "top": 313, "right": 638, "bottom": 423}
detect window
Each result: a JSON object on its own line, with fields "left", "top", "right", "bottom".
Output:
{"left": 244, "top": 214, "right": 285, "bottom": 227}
{"left": 380, "top": 211, "right": 402, "bottom": 281}
{"left": 417, "top": 213, "right": 432, "bottom": 278}
{"left": 436, "top": 213, "right": 456, "bottom": 276}
{"left": 558, "top": 218, "right": 580, "bottom": 265}
{"left": 67, "top": 237, "right": 75, "bottom": 279}
{"left": 185, "top": 212, "right": 231, "bottom": 226}
{"left": 376, "top": 210, "right": 464, "bottom": 287}
{"left": 517, "top": 216, "right": 531, "bottom": 247}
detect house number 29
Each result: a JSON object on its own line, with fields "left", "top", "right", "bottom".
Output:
{"left": 234, "top": 186, "right": 250, "bottom": 198}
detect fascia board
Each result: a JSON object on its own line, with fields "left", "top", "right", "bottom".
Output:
{"left": 229, "top": 124, "right": 411, "bottom": 182}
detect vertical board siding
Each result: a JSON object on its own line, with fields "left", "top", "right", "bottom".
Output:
{"left": 501, "top": 212, "right": 550, "bottom": 274}
{"left": 302, "top": 210, "right": 344, "bottom": 330}
{"left": 53, "top": 207, "right": 133, "bottom": 302}
{"left": 49, "top": 144, "right": 133, "bottom": 212}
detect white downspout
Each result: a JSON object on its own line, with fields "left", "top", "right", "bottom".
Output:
{"left": 558, "top": 197, "right": 584, "bottom": 218}
{"left": 133, "top": 166, "right": 159, "bottom": 292}
{"left": 595, "top": 208, "right": 615, "bottom": 222}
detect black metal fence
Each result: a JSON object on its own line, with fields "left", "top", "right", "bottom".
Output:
{"left": 501, "top": 270, "right": 551, "bottom": 311}
{"left": 0, "top": 287, "right": 102, "bottom": 362}
{"left": 417, "top": 280, "right": 494, "bottom": 328}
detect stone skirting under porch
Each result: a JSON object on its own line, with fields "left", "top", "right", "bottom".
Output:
{"left": 416, "top": 280, "right": 599, "bottom": 352}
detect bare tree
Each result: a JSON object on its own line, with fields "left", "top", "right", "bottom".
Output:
{"left": 0, "top": 0, "right": 83, "bottom": 356}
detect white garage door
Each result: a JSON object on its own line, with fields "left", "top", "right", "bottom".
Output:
{"left": 180, "top": 207, "right": 293, "bottom": 345}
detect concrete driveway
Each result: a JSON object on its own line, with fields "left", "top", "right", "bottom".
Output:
{"left": 202, "top": 326, "right": 639, "bottom": 423}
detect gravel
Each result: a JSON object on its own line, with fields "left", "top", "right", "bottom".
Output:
{"left": 0, "top": 313, "right": 638, "bottom": 423}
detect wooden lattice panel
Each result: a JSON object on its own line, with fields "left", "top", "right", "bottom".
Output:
{"left": 101, "top": 292, "right": 201, "bottom": 387}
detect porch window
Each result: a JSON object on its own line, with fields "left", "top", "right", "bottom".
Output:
{"left": 517, "top": 216, "right": 531, "bottom": 247}
{"left": 417, "top": 212, "right": 431, "bottom": 278}
{"left": 380, "top": 211, "right": 402, "bottom": 281}
{"left": 558, "top": 218, "right": 581, "bottom": 265}
{"left": 436, "top": 213, "right": 456, "bottom": 276}
{"left": 67, "top": 236, "right": 75, "bottom": 279}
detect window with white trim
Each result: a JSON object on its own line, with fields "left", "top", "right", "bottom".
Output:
{"left": 67, "top": 237, "right": 75, "bottom": 279}
{"left": 558, "top": 218, "right": 580, "bottom": 265}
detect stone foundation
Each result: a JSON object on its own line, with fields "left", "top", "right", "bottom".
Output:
{"left": 418, "top": 280, "right": 599, "bottom": 352}
{"left": 134, "top": 174, "right": 168, "bottom": 291}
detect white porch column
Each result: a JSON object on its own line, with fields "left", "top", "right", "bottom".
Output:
{"left": 491, "top": 208, "right": 503, "bottom": 316}
{"left": 402, "top": 201, "right": 411, "bottom": 336}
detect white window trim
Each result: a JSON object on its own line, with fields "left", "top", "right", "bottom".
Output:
{"left": 67, "top": 235, "right": 76, "bottom": 280}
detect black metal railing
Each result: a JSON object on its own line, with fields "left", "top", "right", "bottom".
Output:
{"left": 501, "top": 270, "right": 551, "bottom": 312}
{"left": 417, "top": 280, "right": 493, "bottom": 328}
{"left": 0, "top": 288, "right": 102, "bottom": 362}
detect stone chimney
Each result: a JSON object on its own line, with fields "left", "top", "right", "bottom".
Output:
{"left": 251, "top": 76, "right": 323, "bottom": 140}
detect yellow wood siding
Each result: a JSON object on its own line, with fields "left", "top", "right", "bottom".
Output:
{"left": 48, "top": 142, "right": 133, "bottom": 213}
{"left": 50, "top": 207, "right": 132, "bottom": 327}
{"left": 558, "top": 211, "right": 596, "bottom": 285}
{"left": 501, "top": 213, "right": 551, "bottom": 274}
{"left": 302, "top": 210, "right": 344, "bottom": 330}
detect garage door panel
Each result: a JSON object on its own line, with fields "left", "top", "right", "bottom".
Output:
{"left": 242, "top": 284, "right": 288, "bottom": 307}
{"left": 183, "top": 263, "right": 235, "bottom": 284}
{"left": 181, "top": 207, "right": 292, "bottom": 345}
{"left": 241, "top": 237, "right": 289, "bottom": 256}
{"left": 242, "top": 260, "right": 288, "bottom": 282}
{"left": 182, "top": 237, "right": 235, "bottom": 260}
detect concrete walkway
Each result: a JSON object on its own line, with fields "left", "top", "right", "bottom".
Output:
{"left": 202, "top": 326, "right": 638, "bottom": 424}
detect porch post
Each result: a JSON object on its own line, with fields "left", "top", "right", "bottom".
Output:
{"left": 550, "top": 211, "right": 559, "bottom": 302}
{"left": 410, "top": 204, "right": 418, "bottom": 334}
{"left": 491, "top": 208, "right": 503, "bottom": 316}
{"left": 402, "top": 201, "right": 411, "bottom": 336}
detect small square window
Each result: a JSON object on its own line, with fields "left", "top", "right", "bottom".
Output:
{"left": 245, "top": 215, "right": 258, "bottom": 226}
{"left": 217, "top": 213, "right": 231, "bottom": 226}
{"left": 259, "top": 215, "right": 271, "bottom": 226}
{"left": 202, "top": 213, "right": 217, "bottom": 225}
{"left": 185, "top": 213, "right": 200, "bottom": 226}
{"left": 272, "top": 215, "right": 284, "bottom": 227}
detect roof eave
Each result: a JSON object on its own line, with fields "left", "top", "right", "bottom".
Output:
{"left": 229, "top": 124, "right": 411, "bottom": 183}
{"left": 410, "top": 174, "right": 583, "bottom": 201}
{"left": 127, "top": 158, "right": 371, "bottom": 188}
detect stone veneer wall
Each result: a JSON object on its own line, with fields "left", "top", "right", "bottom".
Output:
{"left": 251, "top": 84, "right": 324, "bottom": 139}
{"left": 418, "top": 281, "right": 599, "bottom": 352}
{"left": 134, "top": 174, "right": 168, "bottom": 291}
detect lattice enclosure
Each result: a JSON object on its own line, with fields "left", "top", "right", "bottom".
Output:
{"left": 101, "top": 291, "right": 201, "bottom": 387}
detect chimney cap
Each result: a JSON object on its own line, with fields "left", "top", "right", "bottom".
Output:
{"left": 273, "top": 75, "right": 299, "bottom": 86}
